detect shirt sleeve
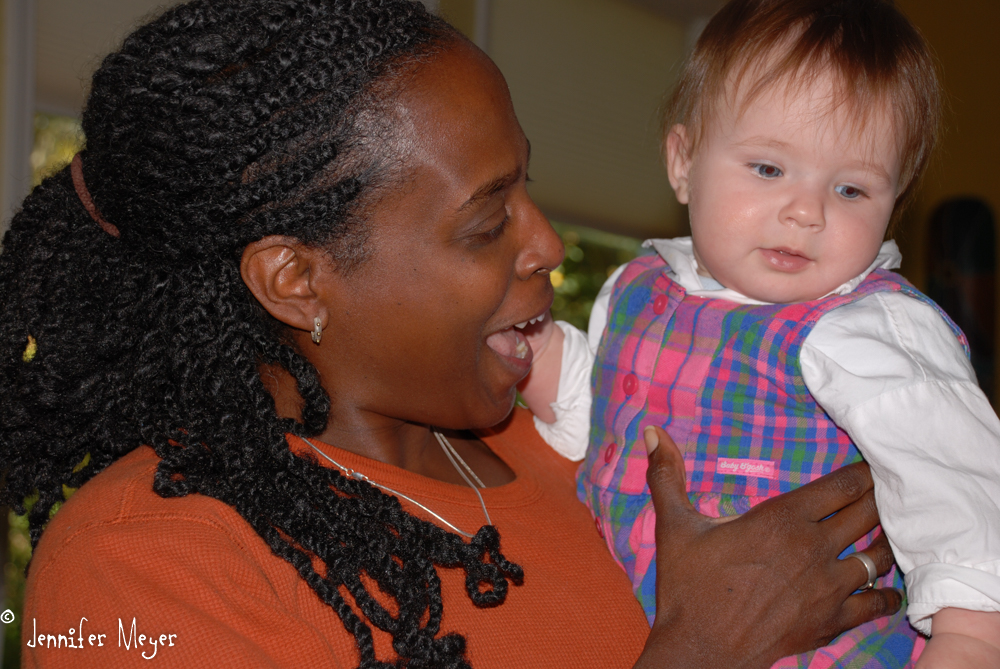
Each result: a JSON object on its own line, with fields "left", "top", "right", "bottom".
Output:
{"left": 587, "top": 265, "right": 624, "bottom": 355}
{"left": 531, "top": 267, "right": 623, "bottom": 461}
{"left": 532, "top": 320, "right": 594, "bottom": 461}
{"left": 800, "top": 291, "right": 1000, "bottom": 635}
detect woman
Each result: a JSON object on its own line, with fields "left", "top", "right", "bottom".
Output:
{"left": 0, "top": 1, "right": 899, "bottom": 667}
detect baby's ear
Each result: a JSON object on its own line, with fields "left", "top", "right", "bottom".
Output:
{"left": 664, "top": 124, "right": 693, "bottom": 205}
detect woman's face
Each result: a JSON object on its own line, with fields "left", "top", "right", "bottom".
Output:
{"left": 313, "top": 41, "right": 563, "bottom": 434}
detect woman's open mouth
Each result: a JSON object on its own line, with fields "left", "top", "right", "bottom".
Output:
{"left": 485, "top": 313, "right": 546, "bottom": 367}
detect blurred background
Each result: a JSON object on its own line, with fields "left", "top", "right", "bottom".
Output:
{"left": 1, "top": 0, "right": 997, "bottom": 665}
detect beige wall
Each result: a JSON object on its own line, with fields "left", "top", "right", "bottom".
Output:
{"left": 438, "top": 0, "right": 476, "bottom": 39}
{"left": 440, "top": 0, "right": 687, "bottom": 239}
{"left": 0, "top": 0, "right": 6, "bottom": 191}
{"left": 1, "top": 0, "right": 35, "bottom": 237}
{"left": 489, "top": 0, "right": 686, "bottom": 238}
{"left": 894, "top": 0, "right": 1000, "bottom": 401}
{"left": 894, "top": 0, "right": 1000, "bottom": 286}
{"left": 36, "top": 0, "right": 175, "bottom": 115}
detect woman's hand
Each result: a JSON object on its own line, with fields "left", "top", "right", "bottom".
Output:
{"left": 634, "top": 426, "right": 901, "bottom": 669}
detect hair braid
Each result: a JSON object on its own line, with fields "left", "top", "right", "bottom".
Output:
{"left": 0, "top": 1, "right": 523, "bottom": 665}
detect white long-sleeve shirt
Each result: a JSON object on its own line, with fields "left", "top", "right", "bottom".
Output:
{"left": 535, "top": 237, "right": 1000, "bottom": 634}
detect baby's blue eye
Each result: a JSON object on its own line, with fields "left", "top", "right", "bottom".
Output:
{"left": 752, "top": 163, "right": 782, "bottom": 178}
{"left": 836, "top": 185, "right": 863, "bottom": 199}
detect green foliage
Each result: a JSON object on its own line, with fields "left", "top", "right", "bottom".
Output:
{"left": 549, "top": 221, "right": 644, "bottom": 330}
{"left": 3, "top": 510, "right": 30, "bottom": 667}
{"left": 4, "top": 495, "right": 70, "bottom": 667}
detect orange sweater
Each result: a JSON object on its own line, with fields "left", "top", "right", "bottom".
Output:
{"left": 22, "top": 409, "right": 648, "bottom": 668}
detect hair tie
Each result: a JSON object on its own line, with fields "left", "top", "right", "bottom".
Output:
{"left": 70, "top": 153, "right": 120, "bottom": 238}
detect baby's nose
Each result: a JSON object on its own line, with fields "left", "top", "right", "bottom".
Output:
{"left": 779, "top": 190, "right": 826, "bottom": 230}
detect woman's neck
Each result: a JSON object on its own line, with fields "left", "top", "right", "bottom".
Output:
{"left": 260, "top": 362, "right": 515, "bottom": 486}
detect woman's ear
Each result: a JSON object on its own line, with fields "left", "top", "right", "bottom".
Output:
{"left": 240, "top": 236, "right": 328, "bottom": 334}
{"left": 665, "top": 124, "right": 694, "bottom": 205}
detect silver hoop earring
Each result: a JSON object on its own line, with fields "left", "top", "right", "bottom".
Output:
{"left": 311, "top": 317, "right": 323, "bottom": 345}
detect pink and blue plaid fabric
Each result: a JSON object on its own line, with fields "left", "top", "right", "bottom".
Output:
{"left": 577, "top": 254, "right": 968, "bottom": 667}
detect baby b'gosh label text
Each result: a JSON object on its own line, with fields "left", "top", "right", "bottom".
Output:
{"left": 25, "top": 617, "right": 177, "bottom": 660}
{"left": 716, "top": 458, "right": 777, "bottom": 479}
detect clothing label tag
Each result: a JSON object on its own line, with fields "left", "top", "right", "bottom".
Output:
{"left": 717, "top": 458, "right": 776, "bottom": 479}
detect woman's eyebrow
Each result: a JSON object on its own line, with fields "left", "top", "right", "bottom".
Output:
{"left": 458, "top": 172, "right": 518, "bottom": 213}
{"left": 457, "top": 141, "right": 531, "bottom": 213}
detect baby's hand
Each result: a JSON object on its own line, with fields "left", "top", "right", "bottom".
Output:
{"left": 517, "top": 313, "right": 564, "bottom": 423}
{"left": 916, "top": 608, "right": 1000, "bottom": 669}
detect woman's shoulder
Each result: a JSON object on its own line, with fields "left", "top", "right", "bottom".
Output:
{"left": 25, "top": 447, "right": 275, "bottom": 613}
{"left": 22, "top": 447, "right": 355, "bottom": 668}
{"left": 31, "top": 447, "right": 255, "bottom": 566}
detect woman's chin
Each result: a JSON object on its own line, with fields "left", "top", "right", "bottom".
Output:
{"left": 451, "top": 384, "right": 520, "bottom": 432}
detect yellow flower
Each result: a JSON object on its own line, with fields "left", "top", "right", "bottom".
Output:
{"left": 22, "top": 335, "right": 37, "bottom": 362}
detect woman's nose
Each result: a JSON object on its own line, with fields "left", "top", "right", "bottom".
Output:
{"left": 516, "top": 198, "right": 564, "bottom": 280}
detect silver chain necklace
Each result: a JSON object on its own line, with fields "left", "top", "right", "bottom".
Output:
{"left": 301, "top": 430, "right": 492, "bottom": 539}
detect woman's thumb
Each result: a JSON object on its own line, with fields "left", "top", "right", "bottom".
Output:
{"left": 643, "top": 425, "right": 697, "bottom": 525}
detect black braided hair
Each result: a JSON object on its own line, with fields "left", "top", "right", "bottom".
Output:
{"left": 0, "top": 1, "right": 523, "bottom": 666}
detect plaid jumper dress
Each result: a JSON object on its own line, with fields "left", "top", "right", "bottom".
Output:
{"left": 578, "top": 254, "right": 969, "bottom": 668}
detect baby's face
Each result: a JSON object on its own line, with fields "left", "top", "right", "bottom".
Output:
{"left": 667, "top": 72, "right": 902, "bottom": 303}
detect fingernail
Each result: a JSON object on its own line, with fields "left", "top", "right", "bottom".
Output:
{"left": 643, "top": 425, "right": 658, "bottom": 454}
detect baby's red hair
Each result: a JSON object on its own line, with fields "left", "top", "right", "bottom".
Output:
{"left": 664, "top": 0, "right": 940, "bottom": 223}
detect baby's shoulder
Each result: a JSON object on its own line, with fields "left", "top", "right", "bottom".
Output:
{"left": 808, "top": 291, "right": 973, "bottom": 383}
{"left": 818, "top": 289, "right": 956, "bottom": 340}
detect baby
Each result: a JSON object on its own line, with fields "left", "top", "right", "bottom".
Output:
{"left": 520, "top": 0, "right": 1000, "bottom": 666}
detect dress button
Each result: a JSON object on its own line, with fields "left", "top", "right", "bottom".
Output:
{"left": 622, "top": 373, "right": 638, "bottom": 395}
{"left": 595, "top": 517, "right": 604, "bottom": 538}
{"left": 604, "top": 443, "right": 616, "bottom": 463}
{"left": 653, "top": 294, "right": 669, "bottom": 315}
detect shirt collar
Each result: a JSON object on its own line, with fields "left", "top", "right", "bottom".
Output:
{"left": 642, "top": 236, "right": 902, "bottom": 306}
